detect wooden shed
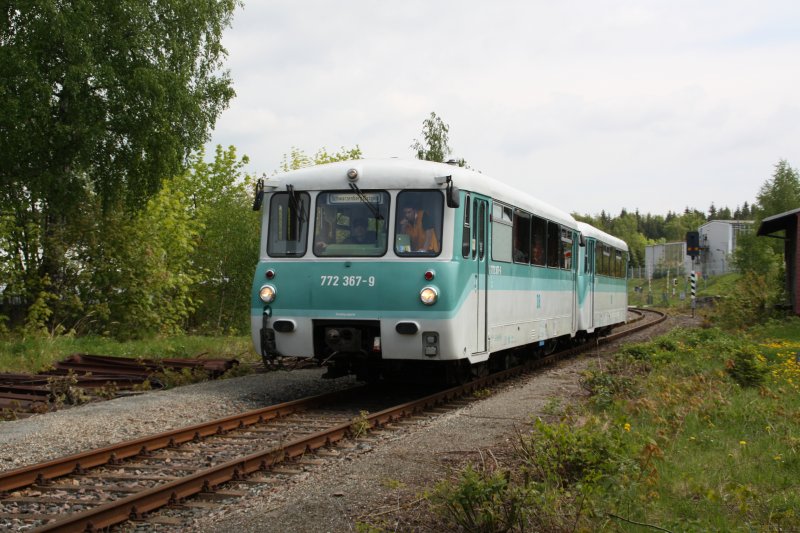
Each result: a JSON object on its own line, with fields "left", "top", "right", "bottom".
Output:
{"left": 757, "top": 207, "right": 800, "bottom": 314}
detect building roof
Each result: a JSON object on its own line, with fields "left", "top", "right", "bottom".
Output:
{"left": 699, "top": 219, "right": 754, "bottom": 230}
{"left": 757, "top": 208, "right": 800, "bottom": 236}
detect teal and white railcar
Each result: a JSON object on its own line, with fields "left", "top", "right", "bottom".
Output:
{"left": 251, "top": 159, "right": 627, "bottom": 381}
{"left": 575, "top": 222, "right": 629, "bottom": 335}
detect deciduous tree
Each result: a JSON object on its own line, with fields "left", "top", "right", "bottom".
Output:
{"left": 0, "top": 0, "right": 239, "bottom": 326}
{"left": 181, "top": 146, "right": 257, "bottom": 334}
{"left": 278, "top": 146, "right": 363, "bottom": 172}
{"left": 411, "top": 112, "right": 467, "bottom": 166}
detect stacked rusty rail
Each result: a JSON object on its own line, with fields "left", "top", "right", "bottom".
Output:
{"left": 0, "top": 308, "right": 665, "bottom": 531}
{"left": 0, "top": 354, "right": 239, "bottom": 417}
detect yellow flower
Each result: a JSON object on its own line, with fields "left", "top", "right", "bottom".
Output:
{"left": 623, "top": 423, "right": 631, "bottom": 432}
{"left": 739, "top": 440, "right": 747, "bottom": 446}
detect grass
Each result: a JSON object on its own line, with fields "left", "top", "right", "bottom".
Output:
{"left": 600, "top": 326, "right": 800, "bottom": 530}
{"left": 425, "top": 321, "right": 800, "bottom": 532}
{"left": 0, "top": 333, "right": 258, "bottom": 374}
{"left": 628, "top": 272, "right": 740, "bottom": 309}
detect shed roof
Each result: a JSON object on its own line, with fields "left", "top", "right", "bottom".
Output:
{"left": 757, "top": 207, "right": 800, "bottom": 236}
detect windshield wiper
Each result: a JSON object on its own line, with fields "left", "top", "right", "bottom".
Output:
{"left": 348, "top": 182, "right": 383, "bottom": 220}
{"left": 286, "top": 184, "right": 308, "bottom": 223}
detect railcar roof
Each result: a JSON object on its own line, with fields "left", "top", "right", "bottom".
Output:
{"left": 576, "top": 221, "right": 629, "bottom": 251}
{"left": 267, "top": 158, "right": 577, "bottom": 228}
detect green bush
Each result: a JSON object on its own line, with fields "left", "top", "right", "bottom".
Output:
{"left": 618, "top": 336, "right": 680, "bottom": 364}
{"left": 618, "top": 343, "right": 652, "bottom": 360}
{"left": 725, "top": 345, "right": 768, "bottom": 387}
{"left": 429, "top": 464, "right": 528, "bottom": 532}
{"left": 516, "top": 418, "right": 635, "bottom": 486}
{"left": 580, "top": 369, "right": 638, "bottom": 407}
{"left": 712, "top": 272, "right": 783, "bottom": 330}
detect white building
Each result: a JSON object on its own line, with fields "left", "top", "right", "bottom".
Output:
{"left": 698, "top": 220, "right": 753, "bottom": 276}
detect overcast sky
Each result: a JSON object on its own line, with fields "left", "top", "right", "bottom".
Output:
{"left": 206, "top": 1, "right": 800, "bottom": 217}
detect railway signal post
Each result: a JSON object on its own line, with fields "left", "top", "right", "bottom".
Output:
{"left": 686, "top": 231, "right": 700, "bottom": 317}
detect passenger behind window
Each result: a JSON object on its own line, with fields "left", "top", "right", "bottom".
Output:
{"left": 513, "top": 234, "right": 529, "bottom": 263}
{"left": 531, "top": 242, "right": 544, "bottom": 265}
{"left": 314, "top": 219, "right": 333, "bottom": 254}
{"left": 344, "top": 217, "right": 375, "bottom": 244}
{"left": 398, "top": 204, "right": 440, "bottom": 253}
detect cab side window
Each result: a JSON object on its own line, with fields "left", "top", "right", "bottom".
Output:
{"left": 267, "top": 192, "right": 310, "bottom": 257}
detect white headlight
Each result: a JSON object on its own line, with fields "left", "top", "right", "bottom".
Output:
{"left": 420, "top": 286, "right": 438, "bottom": 305}
{"left": 259, "top": 285, "right": 276, "bottom": 303}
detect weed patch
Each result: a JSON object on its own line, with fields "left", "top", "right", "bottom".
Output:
{"left": 350, "top": 410, "right": 371, "bottom": 438}
{"left": 150, "top": 366, "right": 210, "bottom": 389}
{"left": 47, "top": 370, "right": 90, "bottom": 408}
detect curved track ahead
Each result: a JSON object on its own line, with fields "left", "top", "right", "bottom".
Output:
{"left": 0, "top": 308, "right": 665, "bottom": 532}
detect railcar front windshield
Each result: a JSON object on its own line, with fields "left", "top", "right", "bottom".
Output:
{"left": 394, "top": 190, "right": 443, "bottom": 256}
{"left": 313, "top": 191, "right": 390, "bottom": 257}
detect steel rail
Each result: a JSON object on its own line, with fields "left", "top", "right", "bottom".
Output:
{"left": 31, "top": 308, "right": 666, "bottom": 532}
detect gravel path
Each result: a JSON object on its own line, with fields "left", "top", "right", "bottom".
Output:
{"left": 195, "top": 356, "right": 596, "bottom": 533}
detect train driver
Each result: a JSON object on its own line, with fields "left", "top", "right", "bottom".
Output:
{"left": 398, "top": 205, "right": 439, "bottom": 253}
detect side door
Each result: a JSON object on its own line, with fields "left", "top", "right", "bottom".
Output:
{"left": 462, "top": 193, "right": 489, "bottom": 354}
{"left": 571, "top": 231, "right": 579, "bottom": 334}
{"left": 586, "top": 239, "right": 595, "bottom": 331}
{"left": 474, "top": 197, "right": 488, "bottom": 353}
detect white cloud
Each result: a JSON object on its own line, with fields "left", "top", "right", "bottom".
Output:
{"left": 207, "top": 0, "right": 800, "bottom": 215}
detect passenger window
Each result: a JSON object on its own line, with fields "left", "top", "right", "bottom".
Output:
{"left": 546, "top": 222, "right": 560, "bottom": 268}
{"left": 531, "top": 216, "right": 546, "bottom": 266}
{"left": 561, "top": 228, "right": 573, "bottom": 270}
{"left": 513, "top": 210, "right": 531, "bottom": 264}
{"left": 491, "top": 202, "right": 513, "bottom": 263}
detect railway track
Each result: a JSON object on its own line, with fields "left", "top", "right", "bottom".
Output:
{"left": 0, "top": 308, "right": 665, "bottom": 532}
